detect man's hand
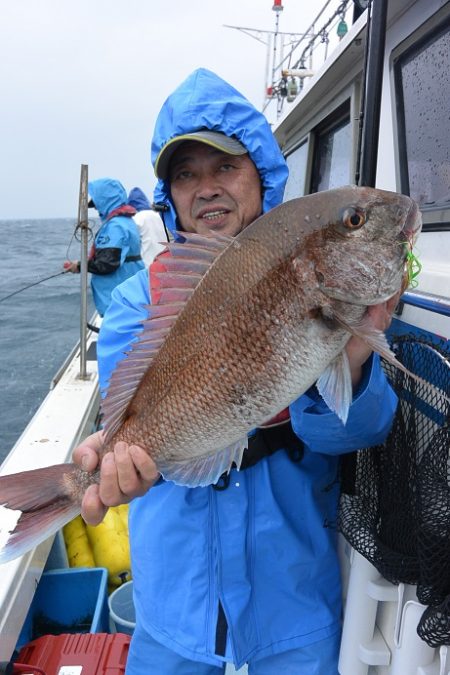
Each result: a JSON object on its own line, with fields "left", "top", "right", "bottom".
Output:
{"left": 345, "top": 293, "right": 400, "bottom": 388}
{"left": 73, "top": 431, "right": 160, "bottom": 525}
{"left": 63, "top": 260, "right": 80, "bottom": 273}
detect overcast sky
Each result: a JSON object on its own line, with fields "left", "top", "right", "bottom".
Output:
{"left": 0, "top": 0, "right": 337, "bottom": 219}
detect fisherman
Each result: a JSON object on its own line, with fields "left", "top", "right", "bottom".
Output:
{"left": 127, "top": 186, "right": 168, "bottom": 266}
{"left": 74, "top": 69, "right": 398, "bottom": 674}
{"left": 64, "top": 178, "right": 144, "bottom": 316}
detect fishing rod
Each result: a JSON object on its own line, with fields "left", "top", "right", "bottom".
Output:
{"left": 0, "top": 270, "right": 68, "bottom": 303}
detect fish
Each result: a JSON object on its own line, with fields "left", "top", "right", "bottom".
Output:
{"left": 0, "top": 185, "right": 427, "bottom": 563}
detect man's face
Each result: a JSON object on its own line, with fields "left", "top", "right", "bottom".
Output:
{"left": 168, "top": 141, "right": 262, "bottom": 237}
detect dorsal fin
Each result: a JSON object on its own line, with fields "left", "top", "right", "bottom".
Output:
{"left": 101, "top": 231, "right": 232, "bottom": 443}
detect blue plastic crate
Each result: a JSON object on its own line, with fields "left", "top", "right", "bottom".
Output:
{"left": 17, "top": 567, "right": 109, "bottom": 650}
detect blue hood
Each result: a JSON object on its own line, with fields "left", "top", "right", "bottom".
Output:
{"left": 128, "top": 187, "right": 151, "bottom": 212}
{"left": 88, "top": 178, "right": 128, "bottom": 221}
{"left": 151, "top": 68, "right": 288, "bottom": 235}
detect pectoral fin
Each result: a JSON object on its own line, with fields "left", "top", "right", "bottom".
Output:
{"left": 316, "top": 349, "right": 353, "bottom": 424}
{"left": 333, "top": 313, "right": 450, "bottom": 404}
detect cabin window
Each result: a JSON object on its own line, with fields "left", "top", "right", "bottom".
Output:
{"left": 310, "top": 106, "right": 351, "bottom": 193}
{"left": 284, "top": 140, "right": 309, "bottom": 200}
{"left": 395, "top": 20, "right": 450, "bottom": 213}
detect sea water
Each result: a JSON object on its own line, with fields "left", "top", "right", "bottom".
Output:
{"left": 0, "top": 218, "right": 96, "bottom": 463}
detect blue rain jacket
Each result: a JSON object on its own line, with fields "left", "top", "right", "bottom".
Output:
{"left": 88, "top": 178, "right": 144, "bottom": 316}
{"left": 97, "top": 69, "right": 398, "bottom": 668}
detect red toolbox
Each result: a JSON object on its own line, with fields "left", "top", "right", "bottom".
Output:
{"left": 15, "top": 633, "right": 130, "bottom": 674}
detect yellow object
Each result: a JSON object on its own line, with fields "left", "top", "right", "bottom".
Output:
{"left": 63, "top": 515, "right": 95, "bottom": 568}
{"left": 63, "top": 506, "right": 132, "bottom": 587}
{"left": 116, "top": 504, "right": 129, "bottom": 531}
{"left": 86, "top": 506, "right": 132, "bottom": 587}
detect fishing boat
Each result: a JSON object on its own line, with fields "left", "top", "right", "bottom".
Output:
{"left": 0, "top": 0, "right": 449, "bottom": 672}
{"left": 272, "top": 0, "right": 450, "bottom": 672}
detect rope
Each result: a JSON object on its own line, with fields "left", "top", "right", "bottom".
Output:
{"left": 0, "top": 270, "right": 68, "bottom": 303}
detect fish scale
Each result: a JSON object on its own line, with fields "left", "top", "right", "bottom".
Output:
{"left": 0, "top": 185, "right": 425, "bottom": 563}
{"left": 100, "top": 187, "right": 420, "bottom": 481}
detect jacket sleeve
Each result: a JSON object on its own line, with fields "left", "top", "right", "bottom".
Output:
{"left": 88, "top": 247, "right": 122, "bottom": 275}
{"left": 289, "top": 354, "right": 398, "bottom": 455}
{"left": 90, "top": 220, "right": 132, "bottom": 275}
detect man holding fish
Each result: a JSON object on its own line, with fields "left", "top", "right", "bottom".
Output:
{"left": 71, "top": 69, "right": 410, "bottom": 673}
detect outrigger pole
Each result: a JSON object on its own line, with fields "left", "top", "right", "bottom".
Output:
{"left": 356, "top": 0, "right": 389, "bottom": 188}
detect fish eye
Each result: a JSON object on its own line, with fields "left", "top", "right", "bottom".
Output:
{"left": 342, "top": 207, "right": 366, "bottom": 230}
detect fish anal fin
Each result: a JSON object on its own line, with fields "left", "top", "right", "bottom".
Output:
{"left": 157, "top": 438, "right": 248, "bottom": 487}
{"left": 316, "top": 350, "right": 353, "bottom": 424}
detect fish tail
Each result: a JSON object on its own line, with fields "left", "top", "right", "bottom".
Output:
{"left": 0, "top": 463, "right": 85, "bottom": 564}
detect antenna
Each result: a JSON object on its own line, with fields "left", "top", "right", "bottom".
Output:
{"left": 226, "top": 1, "right": 352, "bottom": 118}
{"left": 224, "top": 0, "right": 310, "bottom": 111}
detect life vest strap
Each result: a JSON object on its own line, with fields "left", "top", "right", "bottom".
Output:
{"left": 212, "top": 419, "right": 303, "bottom": 491}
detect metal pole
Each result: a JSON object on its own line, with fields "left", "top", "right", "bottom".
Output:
{"left": 358, "top": 0, "right": 389, "bottom": 187}
{"left": 77, "top": 164, "right": 89, "bottom": 379}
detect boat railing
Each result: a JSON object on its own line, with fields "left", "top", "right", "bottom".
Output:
{"left": 50, "top": 311, "right": 100, "bottom": 389}
{"left": 400, "top": 290, "right": 450, "bottom": 319}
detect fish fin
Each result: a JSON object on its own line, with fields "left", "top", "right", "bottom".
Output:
{"left": 153, "top": 272, "right": 203, "bottom": 290}
{"left": 316, "top": 349, "right": 353, "bottom": 424}
{"left": 150, "top": 232, "right": 231, "bottom": 304}
{"left": 157, "top": 438, "right": 248, "bottom": 487}
{"left": 333, "top": 312, "right": 400, "bottom": 361}
{"left": 163, "top": 231, "right": 233, "bottom": 260}
{"left": 170, "top": 231, "right": 233, "bottom": 250}
{"left": 101, "top": 233, "right": 232, "bottom": 444}
{"left": 333, "top": 313, "right": 450, "bottom": 404}
{"left": 0, "top": 464, "right": 81, "bottom": 564}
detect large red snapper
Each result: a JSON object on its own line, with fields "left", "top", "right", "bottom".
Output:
{"left": 0, "top": 185, "right": 423, "bottom": 563}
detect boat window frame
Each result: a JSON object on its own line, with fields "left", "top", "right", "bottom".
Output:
{"left": 283, "top": 136, "right": 312, "bottom": 201}
{"left": 392, "top": 8, "right": 450, "bottom": 232}
{"left": 309, "top": 99, "right": 352, "bottom": 194}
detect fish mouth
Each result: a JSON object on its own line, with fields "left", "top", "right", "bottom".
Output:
{"left": 401, "top": 199, "right": 422, "bottom": 244}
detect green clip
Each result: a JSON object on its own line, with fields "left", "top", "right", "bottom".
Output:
{"left": 405, "top": 249, "right": 422, "bottom": 289}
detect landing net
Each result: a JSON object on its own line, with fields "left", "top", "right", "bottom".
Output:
{"left": 339, "top": 334, "right": 450, "bottom": 648}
